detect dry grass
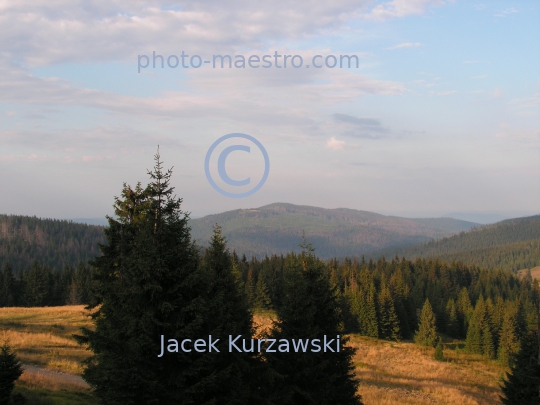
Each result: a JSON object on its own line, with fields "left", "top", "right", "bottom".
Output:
{"left": 0, "top": 306, "right": 93, "bottom": 373}
{"left": 2, "top": 307, "right": 506, "bottom": 404}
{"left": 253, "top": 316, "right": 505, "bottom": 405}
{"left": 518, "top": 266, "right": 540, "bottom": 280}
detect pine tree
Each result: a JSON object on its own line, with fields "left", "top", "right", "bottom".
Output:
{"left": 434, "top": 338, "right": 444, "bottom": 362}
{"left": 198, "top": 225, "right": 270, "bottom": 404}
{"left": 0, "top": 341, "right": 23, "bottom": 404}
{"left": 75, "top": 153, "right": 231, "bottom": 404}
{"left": 500, "top": 331, "right": 540, "bottom": 404}
{"left": 414, "top": 299, "right": 438, "bottom": 347}
{"left": 498, "top": 303, "right": 520, "bottom": 366}
{"left": 23, "top": 262, "right": 49, "bottom": 306}
{"left": 377, "top": 286, "right": 400, "bottom": 341}
{"left": 266, "top": 243, "right": 362, "bottom": 405}
{"left": 446, "top": 298, "right": 459, "bottom": 338}
{"left": 254, "top": 274, "right": 272, "bottom": 310}
{"left": 245, "top": 269, "right": 255, "bottom": 308}
{"left": 0, "top": 264, "right": 16, "bottom": 307}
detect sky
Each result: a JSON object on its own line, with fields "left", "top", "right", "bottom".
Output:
{"left": 0, "top": 0, "right": 539, "bottom": 220}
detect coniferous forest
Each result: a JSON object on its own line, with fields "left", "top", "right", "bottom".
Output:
{"left": 1, "top": 155, "right": 539, "bottom": 404}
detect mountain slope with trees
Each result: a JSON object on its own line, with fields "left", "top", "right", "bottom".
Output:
{"left": 371, "top": 215, "right": 540, "bottom": 272}
{"left": 190, "top": 203, "right": 478, "bottom": 259}
{"left": 0, "top": 215, "right": 104, "bottom": 273}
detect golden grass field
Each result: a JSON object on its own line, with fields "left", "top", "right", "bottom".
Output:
{"left": 518, "top": 266, "right": 540, "bottom": 281}
{"left": 0, "top": 306, "right": 507, "bottom": 405}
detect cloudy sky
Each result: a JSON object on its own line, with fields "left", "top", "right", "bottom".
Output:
{"left": 0, "top": 0, "right": 538, "bottom": 220}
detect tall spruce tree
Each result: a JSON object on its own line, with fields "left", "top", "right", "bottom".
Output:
{"left": 198, "top": 225, "right": 272, "bottom": 404}
{"left": 500, "top": 331, "right": 540, "bottom": 404}
{"left": 266, "top": 243, "right": 362, "bottom": 405}
{"left": 76, "top": 153, "right": 231, "bottom": 404}
{"left": 377, "top": 286, "right": 400, "bottom": 341}
{"left": 0, "top": 341, "right": 23, "bottom": 404}
{"left": 414, "top": 299, "right": 438, "bottom": 347}
{"left": 498, "top": 302, "right": 520, "bottom": 366}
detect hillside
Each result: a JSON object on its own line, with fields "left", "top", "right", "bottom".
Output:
{"left": 0, "top": 214, "right": 105, "bottom": 273}
{"left": 372, "top": 215, "right": 540, "bottom": 272}
{"left": 189, "top": 203, "right": 478, "bottom": 258}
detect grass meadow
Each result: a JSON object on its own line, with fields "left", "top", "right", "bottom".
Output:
{"left": 0, "top": 306, "right": 506, "bottom": 404}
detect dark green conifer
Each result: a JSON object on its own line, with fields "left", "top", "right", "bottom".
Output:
{"left": 500, "top": 331, "right": 540, "bottom": 404}
{"left": 377, "top": 286, "right": 400, "bottom": 341}
{"left": 75, "top": 153, "right": 231, "bottom": 404}
{"left": 446, "top": 298, "right": 459, "bottom": 338}
{"left": 266, "top": 242, "right": 362, "bottom": 405}
{"left": 498, "top": 302, "right": 520, "bottom": 366}
{"left": 0, "top": 341, "right": 23, "bottom": 404}
{"left": 414, "top": 299, "right": 438, "bottom": 347}
{"left": 254, "top": 274, "right": 272, "bottom": 310}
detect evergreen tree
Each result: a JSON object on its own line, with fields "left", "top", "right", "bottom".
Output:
{"left": 245, "top": 269, "right": 255, "bottom": 308}
{"left": 23, "top": 262, "right": 49, "bottom": 306}
{"left": 377, "top": 286, "right": 400, "bottom": 341}
{"left": 498, "top": 303, "right": 521, "bottom": 366}
{"left": 254, "top": 274, "right": 272, "bottom": 310}
{"left": 0, "top": 341, "right": 23, "bottom": 404}
{"left": 434, "top": 338, "right": 444, "bottom": 362}
{"left": 0, "top": 264, "right": 16, "bottom": 307}
{"left": 198, "top": 225, "right": 271, "bottom": 404}
{"left": 466, "top": 296, "right": 486, "bottom": 355}
{"left": 446, "top": 298, "right": 459, "bottom": 338}
{"left": 75, "top": 153, "right": 229, "bottom": 404}
{"left": 267, "top": 243, "right": 362, "bottom": 405}
{"left": 414, "top": 299, "right": 438, "bottom": 347}
{"left": 356, "top": 283, "right": 378, "bottom": 339}
{"left": 500, "top": 331, "right": 540, "bottom": 404}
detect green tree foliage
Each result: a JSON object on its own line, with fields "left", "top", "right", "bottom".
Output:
{"left": 498, "top": 302, "right": 521, "bottom": 366}
{"left": 434, "top": 338, "right": 444, "bottom": 362}
{"left": 0, "top": 264, "right": 16, "bottom": 307}
{"left": 500, "top": 331, "right": 540, "bottom": 404}
{"left": 267, "top": 243, "right": 362, "bottom": 405}
{"left": 0, "top": 341, "right": 23, "bottom": 404}
{"left": 377, "top": 286, "right": 400, "bottom": 341}
{"left": 446, "top": 299, "right": 459, "bottom": 338}
{"left": 414, "top": 299, "right": 438, "bottom": 347}
{"left": 0, "top": 214, "right": 104, "bottom": 273}
{"left": 76, "top": 154, "right": 232, "bottom": 404}
{"left": 198, "top": 225, "right": 270, "bottom": 404}
{"left": 254, "top": 273, "right": 272, "bottom": 310}
{"left": 466, "top": 296, "right": 496, "bottom": 358}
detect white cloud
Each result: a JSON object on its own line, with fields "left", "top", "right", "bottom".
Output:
{"left": 435, "top": 90, "right": 457, "bottom": 96}
{"left": 388, "top": 42, "right": 422, "bottom": 49}
{"left": 494, "top": 7, "right": 518, "bottom": 17}
{"left": 364, "top": 0, "right": 451, "bottom": 21}
{"left": 326, "top": 136, "right": 345, "bottom": 150}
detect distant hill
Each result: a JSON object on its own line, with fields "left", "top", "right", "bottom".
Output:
{"left": 189, "top": 203, "right": 479, "bottom": 259}
{"left": 0, "top": 214, "right": 105, "bottom": 273}
{"left": 371, "top": 215, "right": 540, "bottom": 272}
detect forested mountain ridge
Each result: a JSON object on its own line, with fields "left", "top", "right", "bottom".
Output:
{"left": 189, "top": 203, "right": 479, "bottom": 258}
{"left": 0, "top": 214, "right": 104, "bottom": 273}
{"left": 371, "top": 215, "right": 540, "bottom": 272}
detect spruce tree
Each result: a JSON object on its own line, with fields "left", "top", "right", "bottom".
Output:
{"left": 198, "top": 225, "right": 271, "bottom": 404}
{"left": 266, "top": 243, "right": 362, "bottom": 405}
{"left": 414, "top": 299, "right": 438, "bottom": 347}
{"left": 498, "top": 303, "right": 520, "bottom": 366}
{"left": 0, "top": 264, "right": 16, "bottom": 307}
{"left": 500, "top": 331, "right": 540, "bottom": 404}
{"left": 254, "top": 274, "right": 272, "bottom": 310}
{"left": 377, "top": 286, "right": 400, "bottom": 341}
{"left": 75, "top": 153, "right": 231, "bottom": 404}
{"left": 446, "top": 298, "right": 459, "bottom": 338}
{"left": 434, "top": 338, "right": 444, "bottom": 362}
{"left": 0, "top": 341, "right": 23, "bottom": 404}
{"left": 359, "top": 283, "right": 379, "bottom": 338}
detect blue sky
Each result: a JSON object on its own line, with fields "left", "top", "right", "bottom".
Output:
{"left": 0, "top": 0, "right": 538, "bottom": 220}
